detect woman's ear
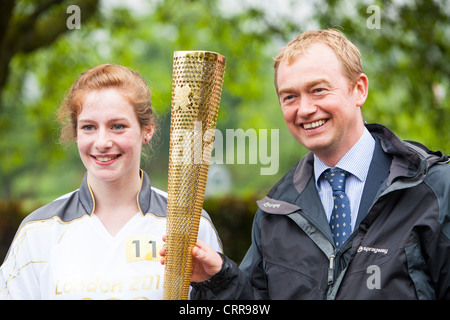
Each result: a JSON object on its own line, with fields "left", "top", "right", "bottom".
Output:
{"left": 143, "top": 124, "right": 155, "bottom": 144}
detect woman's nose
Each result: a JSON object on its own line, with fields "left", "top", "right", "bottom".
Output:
{"left": 94, "top": 129, "right": 113, "bottom": 151}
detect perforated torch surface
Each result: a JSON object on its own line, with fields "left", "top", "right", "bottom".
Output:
{"left": 163, "top": 51, "right": 226, "bottom": 300}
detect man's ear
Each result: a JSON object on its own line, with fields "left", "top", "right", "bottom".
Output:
{"left": 355, "top": 73, "right": 369, "bottom": 107}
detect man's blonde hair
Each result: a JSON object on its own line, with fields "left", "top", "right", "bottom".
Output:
{"left": 273, "top": 29, "right": 364, "bottom": 91}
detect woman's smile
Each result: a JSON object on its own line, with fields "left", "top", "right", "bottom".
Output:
{"left": 76, "top": 88, "right": 144, "bottom": 183}
{"left": 90, "top": 154, "right": 122, "bottom": 166}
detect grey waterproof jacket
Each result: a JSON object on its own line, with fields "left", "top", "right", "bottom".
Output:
{"left": 191, "top": 123, "right": 450, "bottom": 299}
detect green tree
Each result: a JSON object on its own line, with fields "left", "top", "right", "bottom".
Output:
{"left": 0, "top": 0, "right": 100, "bottom": 200}
{"left": 0, "top": 0, "right": 448, "bottom": 263}
{"left": 0, "top": 0, "right": 100, "bottom": 110}
{"left": 1, "top": 0, "right": 301, "bottom": 204}
{"left": 314, "top": 0, "right": 450, "bottom": 151}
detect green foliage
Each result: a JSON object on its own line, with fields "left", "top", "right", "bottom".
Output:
{"left": 203, "top": 195, "right": 259, "bottom": 263}
{"left": 0, "top": 200, "right": 26, "bottom": 260}
{"left": 313, "top": 0, "right": 450, "bottom": 151}
{"left": 1, "top": 0, "right": 304, "bottom": 202}
{"left": 0, "top": 0, "right": 449, "bottom": 262}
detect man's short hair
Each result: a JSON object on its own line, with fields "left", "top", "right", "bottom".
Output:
{"left": 273, "top": 29, "right": 364, "bottom": 92}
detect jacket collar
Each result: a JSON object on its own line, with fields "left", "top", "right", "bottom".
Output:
{"left": 367, "top": 123, "right": 448, "bottom": 188}
{"left": 79, "top": 169, "right": 153, "bottom": 215}
{"left": 257, "top": 123, "right": 448, "bottom": 215}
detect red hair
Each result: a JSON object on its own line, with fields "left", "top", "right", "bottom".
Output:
{"left": 58, "top": 64, "right": 154, "bottom": 144}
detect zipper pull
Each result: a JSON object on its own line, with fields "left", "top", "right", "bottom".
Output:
{"left": 328, "top": 254, "right": 335, "bottom": 285}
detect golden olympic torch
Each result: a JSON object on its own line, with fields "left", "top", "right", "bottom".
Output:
{"left": 163, "top": 51, "right": 226, "bottom": 300}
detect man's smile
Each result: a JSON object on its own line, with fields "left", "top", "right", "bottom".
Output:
{"left": 302, "top": 119, "right": 327, "bottom": 130}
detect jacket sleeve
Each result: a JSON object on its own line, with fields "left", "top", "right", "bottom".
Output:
{"left": 430, "top": 232, "right": 450, "bottom": 299}
{"left": 423, "top": 163, "right": 450, "bottom": 299}
{"left": 190, "top": 253, "right": 263, "bottom": 299}
{"left": 190, "top": 210, "right": 269, "bottom": 300}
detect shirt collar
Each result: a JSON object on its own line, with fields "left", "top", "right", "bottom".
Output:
{"left": 314, "top": 127, "right": 375, "bottom": 184}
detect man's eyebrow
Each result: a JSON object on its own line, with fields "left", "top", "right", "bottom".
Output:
{"left": 305, "top": 78, "right": 333, "bottom": 88}
{"left": 277, "top": 78, "right": 333, "bottom": 96}
{"left": 277, "top": 87, "right": 295, "bottom": 96}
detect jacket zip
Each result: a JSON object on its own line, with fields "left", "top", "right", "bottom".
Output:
{"left": 326, "top": 229, "right": 358, "bottom": 289}
{"left": 328, "top": 254, "right": 335, "bottom": 285}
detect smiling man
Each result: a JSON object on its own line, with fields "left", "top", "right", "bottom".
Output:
{"left": 161, "top": 29, "right": 450, "bottom": 300}
{"left": 276, "top": 41, "right": 368, "bottom": 167}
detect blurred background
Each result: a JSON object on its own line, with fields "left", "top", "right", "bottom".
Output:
{"left": 0, "top": 0, "right": 449, "bottom": 263}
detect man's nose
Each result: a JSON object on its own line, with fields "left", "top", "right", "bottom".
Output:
{"left": 297, "top": 96, "right": 318, "bottom": 119}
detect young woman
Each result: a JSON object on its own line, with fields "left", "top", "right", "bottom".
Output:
{"left": 0, "top": 64, "right": 222, "bottom": 299}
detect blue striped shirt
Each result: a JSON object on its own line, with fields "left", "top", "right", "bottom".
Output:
{"left": 314, "top": 128, "right": 375, "bottom": 231}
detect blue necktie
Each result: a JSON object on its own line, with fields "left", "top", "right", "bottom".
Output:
{"left": 324, "top": 168, "right": 352, "bottom": 249}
